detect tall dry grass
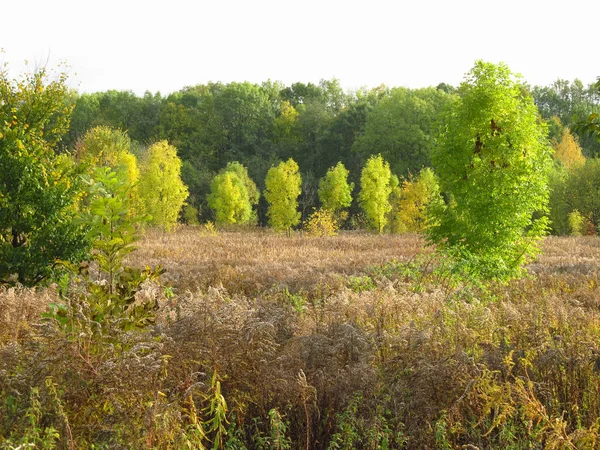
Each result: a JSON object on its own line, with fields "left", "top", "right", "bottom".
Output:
{"left": 130, "top": 228, "right": 426, "bottom": 294}
{"left": 3, "top": 230, "right": 600, "bottom": 448}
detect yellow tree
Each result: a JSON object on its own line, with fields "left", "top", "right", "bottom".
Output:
{"left": 391, "top": 168, "right": 440, "bottom": 233}
{"left": 358, "top": 155, "right": 396, "bottom": 233}
{"left": 77, "top": 126, "right": 139, "bottom": 187}
{"left": 553, "top": 127, "right": 585, "bottom": 171}
{"left": 318, "top": 162, "right": 354, "bottom": 213}
{"left": 264, "top": 158, "right": 302, "bottom": 235}
{"left": 207, "top": 171, "right": 251, "bottom": 225}
{"left": 138, "top": 141, "right": 189, "bottom": 231}
{"left": 274, "top": 100, "right": 300, "bottom": 141}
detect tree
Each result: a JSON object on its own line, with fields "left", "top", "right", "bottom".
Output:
{"left": 428, "top": 61, "right": 553, "bottom": 281}
{"left": 138, "top": 140, "right": 189, "bottom": 231}
{"left": 0, "top": 67, "right": 88, "bottom": 285}
{"left": 358, "top": 155, "right": 396, "bottom": 233}
{"left": 547, "top": 164, "right": 571, "bottom": 235}
{"left": 77, "top": 126, "right": 140, "bottom": 188}
{"left": 566, "top": 158, "right": 600, "bottom": 232}
{"left": 573, "top": 78, "right": 600, "bottom": 145}
{"left": 532, "top": 78, "right": 600, "bottom": 157}
{"left": 264, "top": 159, "right": 302, "bottom": 235}
{"left": 222, "top": 161, "right": 260, "bottom": 207}
{"left": 391, "top": 168, "right": 440, "bottom": 234}
{"left": 353, "top": 87, "right": 454, "bottom": 177}
{"left": 553, "top": 127, "right": 585, "bottom": 171}
{"left": 318, "top": 162, "right": 354, "bottom": 213}
{"left": 208, "top": 170, "right": 252, "bottom": 225}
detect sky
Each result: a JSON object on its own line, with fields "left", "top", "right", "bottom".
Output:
{"left": 1, "top": 0, "right": 598, "bottom": 96}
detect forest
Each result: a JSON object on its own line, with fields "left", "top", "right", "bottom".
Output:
{"left": 3, "top": 61, "right": 600, "bottom": 449}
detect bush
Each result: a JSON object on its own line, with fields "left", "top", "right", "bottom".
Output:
{"left": 304, "top": 208, "right": 339, "bottom": 236}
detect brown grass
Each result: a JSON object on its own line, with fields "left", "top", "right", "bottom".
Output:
{"left": 130, "top": 228, "right": 426, "bottom": 294}
{"left": 4, "top": 230, "right": 600, "bottom": 448}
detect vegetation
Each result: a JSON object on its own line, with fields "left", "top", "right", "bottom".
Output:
{"left": 390, "top": 167, "right": 440, "bottom": 234}
{"left": 4, "top": 231, "right": 600, "bottom": 448}
{"left": 5, "top": 59, "right": 600, "bottom": 448}
{"left": 0, "top": 67, "right": 88, "bottom": 285}
{"left": 428, "top": 61, "right": 553, "bottom": 281}
{"left": 318, "top": 162, "right": 354, "bottom": 215}
{"left": 264, "top": 158, "right": 302, "bottom": 235}
{"left": 207, "top": 162, "right": 259, "bottom": 226}
{"left": 77, "top": 125, "right": 140, "bottom": 193}
{"left": 138, "top": 140, "right": 188, "bottom": 231}
{"left": 358, "top": 155, "right": 396, "bottom": 233}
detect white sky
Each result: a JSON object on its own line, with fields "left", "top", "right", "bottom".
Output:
{"left": 1, "top": 0, "right": 598, "bottom": 95}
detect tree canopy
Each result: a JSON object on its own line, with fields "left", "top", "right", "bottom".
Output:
{"left": 0, "top": 67, "right": 88, "bottom": 285}
{"left": 428, "top": 61, "right": 553, "bottom": 280}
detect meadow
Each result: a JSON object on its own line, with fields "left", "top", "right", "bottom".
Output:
{"left": 3, "top": 230, "right": 600, "bottom": 449}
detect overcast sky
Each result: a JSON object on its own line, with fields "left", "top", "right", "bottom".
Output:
{"left": 1, "top": 0, "right": 598, "bottom": 95}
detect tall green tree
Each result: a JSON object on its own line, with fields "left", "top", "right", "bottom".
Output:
{"left": 0, "top": 67, "right": 88, "bottom": 285}
{"left": 318, "top": 162, "right": 354, "bottom": 213}
{"left": 138, "top": 141, "right": 189, "bottom": 231}
{"left": 428, "top": 61, "right": 553, "bottom": 280}
{"left": 264, "top": 159, "right": 302, "bottom": 235}
{"left": 358, "top": 155, "right": 396, "bottom": 233}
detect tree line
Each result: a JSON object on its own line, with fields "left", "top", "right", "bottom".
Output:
{"left": 62, "top": 75, "right": 600, "bottom": 231}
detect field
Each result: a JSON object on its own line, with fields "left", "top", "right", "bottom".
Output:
{"left": 3, "top": 230, "right": 600, "bottom": 449}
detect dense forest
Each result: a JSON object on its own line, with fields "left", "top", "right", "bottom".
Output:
{"left": 61, "top": 77, "right": 600, "bottom": 231}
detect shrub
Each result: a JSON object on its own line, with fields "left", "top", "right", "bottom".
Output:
{"left": 304, "top": 208, "right": 339, "bottom": 236}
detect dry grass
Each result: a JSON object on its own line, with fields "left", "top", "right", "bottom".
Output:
{"left": 0, "top": 286, "right": 59, "bottom": 344}
{"left": 531, "top": 235, "right": 600, "bottom": 275}
{"left": 4, "top": 230, "right": 600, "bottom": 448}
{"left": 131, "top": 228, "right": 426, "bottom": 294}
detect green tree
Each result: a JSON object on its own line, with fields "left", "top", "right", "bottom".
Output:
{"left": 138, "top": 140, "right": 189, "bottom": 231}
{"left": 358, "top": 155, "right": 396, "bottom": 233}
{"left": 0, "top": 66, "right": 88, "bottom": 285}
{"left": 207, "top": 171, "right": 252, "bottom": 225}
{"left": 573, "top": 78, "right": 600, "bottom": 145}
{"left": 567, "top": 158, "right": 600, "bottom": 232}
{"left": 264, "top": 158, "right": 302, "bottom": 235}
{"left": 428, "top": 61, "right": 553, "bottom": 280}
{"left": 318, "top": 162, "right": 354, "bottom": 213}
{"left": 353, "top": 87, "right": 454, "bottom": 177}
{"left": 532, "top": 78, "right": 600, "bottom": 157}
